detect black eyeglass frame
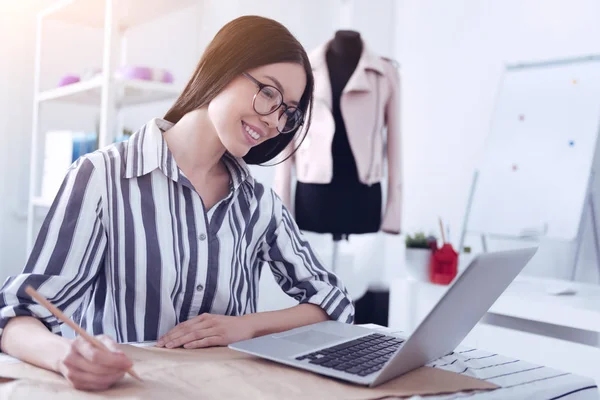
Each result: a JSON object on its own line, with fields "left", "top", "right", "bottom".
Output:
{"left": 242, "top": 72, "right": 304, "bottom": 134}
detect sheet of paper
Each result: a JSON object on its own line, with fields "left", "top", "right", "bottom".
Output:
{"left": 0, "top": 345, "right": 497, "bottom": 399}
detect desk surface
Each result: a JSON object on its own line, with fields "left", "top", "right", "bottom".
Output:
{"left": 0, "top": 326, "right": 596, "bottom": 400}
{"left": 492, "top": 276, "right": 600, "bottom": 332}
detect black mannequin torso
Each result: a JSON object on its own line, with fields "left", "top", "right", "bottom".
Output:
{"left": 327, "top": 30, "right": 362, "bottom": 182}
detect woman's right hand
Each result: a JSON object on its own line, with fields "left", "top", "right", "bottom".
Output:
{"left": 57, "top": 335, "right": 133, "bottom": 391}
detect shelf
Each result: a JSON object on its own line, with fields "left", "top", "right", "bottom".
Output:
{"left": 37, "top": 75, "right": 181, "bottom": 107}
{"left": 40, "top": 0, "right": 198, "bottom": 30}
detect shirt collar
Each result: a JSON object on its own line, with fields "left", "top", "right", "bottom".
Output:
{"left": 123, "top": 118, "right": 254, "bottom": 191}
{"left": 222, "top": 151, "right": 254, "bottom": 191}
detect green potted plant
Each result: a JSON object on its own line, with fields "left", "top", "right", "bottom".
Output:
{"left": 404, "top": 232, "right": 436, "bottom": 281}
{"left": 405, "top": 232, "right": 430, "bottom": 249}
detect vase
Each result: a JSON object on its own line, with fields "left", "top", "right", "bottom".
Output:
{"left": 405, "top": 248, "right": 432, "bottom": 281}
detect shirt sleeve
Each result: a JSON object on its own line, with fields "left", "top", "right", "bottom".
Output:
{"left": 258, "top": 191, "right": 355, "bottom": 324}
{"left": 0, "top": 156, "right": 107, "bottom": 339}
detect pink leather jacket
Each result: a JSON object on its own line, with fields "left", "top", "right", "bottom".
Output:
{"left": 273, "top": 42, "right": 402, "bottom": 234}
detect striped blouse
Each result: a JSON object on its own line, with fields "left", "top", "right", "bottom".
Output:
{"left": 0, "top": 118, "right": 354, "bottom": 343}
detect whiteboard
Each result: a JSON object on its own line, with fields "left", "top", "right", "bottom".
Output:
{"left": 468, "top": 56, "right": 600, "bottom": 241}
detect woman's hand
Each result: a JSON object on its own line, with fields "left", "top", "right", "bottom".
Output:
{"left": 156, "top": 313, "right": 255, "bottom": 349}
{"left": 57, "top": 335, "right": 133, "bottom": 391}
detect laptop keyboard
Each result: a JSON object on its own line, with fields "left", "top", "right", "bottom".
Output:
{"left": 294, "top": 333, "right": 404, "bottom": 377}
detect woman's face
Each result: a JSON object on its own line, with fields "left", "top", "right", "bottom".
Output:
{"left": 208, "top": 62, "right": 306, "bottom": 158}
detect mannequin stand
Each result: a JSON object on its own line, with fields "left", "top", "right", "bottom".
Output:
{"left": 331, "top": 233, "right": 389, "bottom": 326}
{"left": 331, "top": 233, "right": 348, "bottom": 272}
{"left": 354, "top": 290, "right": 389, "bottom": 327}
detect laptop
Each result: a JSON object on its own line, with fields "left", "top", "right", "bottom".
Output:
{"left": 229, "top": 247, "right": 538, "bottom": 387}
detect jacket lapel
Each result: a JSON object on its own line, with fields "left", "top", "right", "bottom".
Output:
{"left": 343, "top": 45, "right": 386, "bottom": 93}
{"left": 309, "top": 43, "right": 333, "bottom": 110}
{"left": 309, "top": 40, "right": 387, "bottom": 98}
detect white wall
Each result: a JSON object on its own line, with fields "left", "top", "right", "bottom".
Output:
{"left": 0, "top": 4, "right": 8, "bottom": 270}
{"left": 396, "top": 0, "right": 600, "bottom": 282}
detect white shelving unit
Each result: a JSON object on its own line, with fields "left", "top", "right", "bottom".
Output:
{"left": 36, "top": 75, "right": 181, "bottom": 106}
{"left": 26, "top": 0, "right": 196, "bottom": 253}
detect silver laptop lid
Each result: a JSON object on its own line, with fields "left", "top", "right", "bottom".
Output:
{"left": 372, "top": 247, "right": 538, "bottom": 386}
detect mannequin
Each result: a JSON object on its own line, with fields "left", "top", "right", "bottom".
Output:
{"left": 294, "top": 30, "right": 382, "bottom": 238}
{"left": 273, "top": 29, "right": 402, "bottom": 326}
{"left": 295, "top": 31, "right": 392, "bottom": 326}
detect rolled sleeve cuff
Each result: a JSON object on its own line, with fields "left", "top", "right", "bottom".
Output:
{"left": 302, "top": 286, "right": 355, "bottom": 324}
{"left": 0, "top": 305, "right": 61, "bottom": 341}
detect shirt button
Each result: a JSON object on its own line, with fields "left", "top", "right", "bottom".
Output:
{"left": 196, "top": 284, "right": 204, "bottom": 292}
{"left": 198, "top": 233, "right": 207, "bottom": 241}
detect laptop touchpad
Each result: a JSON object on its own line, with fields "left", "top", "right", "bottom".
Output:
{"left": 277, "top": 330, "right": 345, "bottom": 346}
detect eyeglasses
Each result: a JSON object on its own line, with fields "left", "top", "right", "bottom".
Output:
{"left": 242, "top": 72, "right": 303, "bottom": 134}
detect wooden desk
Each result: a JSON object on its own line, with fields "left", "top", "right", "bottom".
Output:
{"left": 0, "top": 327, "right": 597, "bottom": 399}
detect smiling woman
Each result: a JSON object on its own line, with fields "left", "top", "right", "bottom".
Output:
{"left": 0, "top": 15, "right": 354, "bottom": 392}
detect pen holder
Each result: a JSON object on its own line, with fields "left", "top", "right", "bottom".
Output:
{"left": 429, "top": 243, "right": 458, "bottom": 285}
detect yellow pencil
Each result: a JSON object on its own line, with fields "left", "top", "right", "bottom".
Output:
{"left": 24, "top": 285, "right": 143, "bottom": 382}
{"left": 439, "top": 217, "right": 446, "bottom": 243}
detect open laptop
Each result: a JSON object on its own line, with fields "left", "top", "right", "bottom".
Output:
{"left": 229, "top": 247, "right": 538, "bottom": 387}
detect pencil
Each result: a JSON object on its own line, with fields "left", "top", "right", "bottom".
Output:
{"left": 24, "top": 285, "right": 143, "bottom": 382}
{"left": 439, "top": 217, "right": 446, "bottom": 243}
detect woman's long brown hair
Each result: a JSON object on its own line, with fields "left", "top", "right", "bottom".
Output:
{"left": 164, "top": 15, "right": 314, "bottom": 165}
